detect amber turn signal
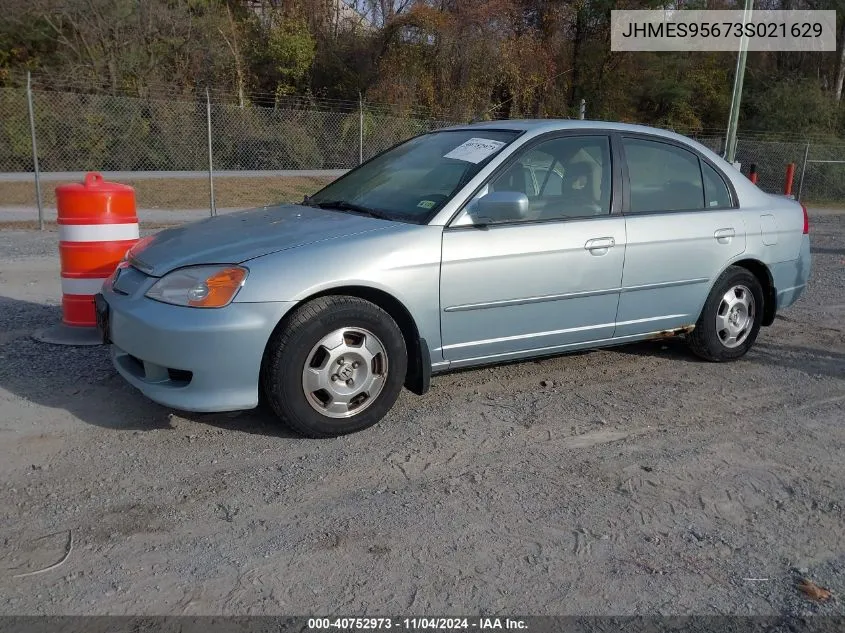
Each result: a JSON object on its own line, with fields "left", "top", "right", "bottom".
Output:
{"left": 188, "top": 267, "right": 248, "bottom": 308}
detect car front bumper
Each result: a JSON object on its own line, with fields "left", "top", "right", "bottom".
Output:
{"left": 101, "top": 277, "right": 294, "bottom": 412}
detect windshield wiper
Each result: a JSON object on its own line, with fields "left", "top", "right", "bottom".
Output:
{"left": 310, "top": 200, "right": 393, "bottom": 221}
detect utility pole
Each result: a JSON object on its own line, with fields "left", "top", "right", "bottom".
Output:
{"left": 724, "top": 0, "right": 753, "bottom": 164}
{"left": 206, "top": 88, "right": 216, "bottom": 217}
{"left": 26, "top": 71, "right": 44, "bottom": 231}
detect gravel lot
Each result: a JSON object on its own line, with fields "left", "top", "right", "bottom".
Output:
{"left": 0, "top": 213, "right": 843, "bottom": 616}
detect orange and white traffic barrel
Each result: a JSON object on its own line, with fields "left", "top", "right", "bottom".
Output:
{"left": 34, "top": 172, "right": 138, "bottom": 346}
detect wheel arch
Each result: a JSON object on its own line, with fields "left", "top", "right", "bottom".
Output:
{"left": 262, "top": 285, "right": 430, "bottom": 396}
{"left": 729, "top": 258, "right": 776, "bottom": 326}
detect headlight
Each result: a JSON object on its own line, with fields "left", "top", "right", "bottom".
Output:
{"left": 145, "top": 265, "right": 248, "bottom": 308}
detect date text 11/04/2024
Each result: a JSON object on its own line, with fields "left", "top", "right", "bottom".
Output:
{"left": 307, "top": 618, "right": 528, "bottom": 630}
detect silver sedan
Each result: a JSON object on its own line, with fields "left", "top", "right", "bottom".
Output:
{"left": 97, "top": 120, "right": 812, "bottom": 437}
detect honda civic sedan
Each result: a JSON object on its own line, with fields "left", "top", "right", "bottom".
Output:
{"left": 97, "top": 120, "right": 811, "bottom": 437}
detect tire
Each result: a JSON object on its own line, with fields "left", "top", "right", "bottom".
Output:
{"left": 687, "top": 266, "right": 764, "bottom": 362}
{"left": 262, "top": 296, "right": 407, "bottom": 438}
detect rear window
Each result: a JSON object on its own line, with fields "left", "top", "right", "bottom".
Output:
{"left": 623, "top": 137, "right": 706, "bottom": 213}
{"left": 702, "top": 161, "right": 733, "bottom": 208}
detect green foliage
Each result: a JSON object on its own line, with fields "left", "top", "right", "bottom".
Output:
{"left": 0, "top": 89, "right": 33, "bottom": 170}
{"left": 746, "top": 79, "right": 839, "bottom": 136}
{"left": 629, "top": 54, "right": 731, "bottom": 132}
{"left": 1, "top": 0, "right": 845, "bottom": 144}
{"left": 268, "top": 19, "right": 316, "bottom": 93}
{"left": 254, "top": 11, "right": 316, "bottom": 98}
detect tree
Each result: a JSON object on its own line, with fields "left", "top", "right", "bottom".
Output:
{"left": 835, "top": 21, "right": 845, "bottom": 102}
{"left": 6, "top": 0, "right": 237, "bottom": 98}
{"left": 249, "top": 5, "right": 316, "bottom": 100}
{"left": 1, "top": 0, "right": 843, "bottom": 140}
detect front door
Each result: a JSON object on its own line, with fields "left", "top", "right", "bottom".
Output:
{"left": 438, "top": 134, "right": 627, "bottom": 365}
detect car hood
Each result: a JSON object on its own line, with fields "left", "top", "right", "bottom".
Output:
{"left": 130, "top": 204, "right": 392, "bottom": 277}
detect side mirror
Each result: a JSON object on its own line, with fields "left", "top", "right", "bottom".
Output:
{"left": 475, "top": 191, "right": 530, "bottom": 225}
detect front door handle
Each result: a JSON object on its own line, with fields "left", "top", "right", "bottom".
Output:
{"left": 585, "top": 237, "right": 615, "bottom": 255}
{"left": 714, "top": 228, "right": 735, "bottom": 244}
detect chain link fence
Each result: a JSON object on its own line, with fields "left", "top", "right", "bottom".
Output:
{"left": 692, "top": 134, "right": 845, "bottom": 203}
{"left": 0, "top": 87, "right": 457, "bottom": 173}
{"left": 2, "top": 85, "right": 844, "bottom": 218}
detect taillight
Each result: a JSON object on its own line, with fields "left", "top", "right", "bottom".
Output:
{"left": 801, "top": 204, "right": 809, "bottom": 234}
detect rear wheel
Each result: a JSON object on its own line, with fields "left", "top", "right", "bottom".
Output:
{"left": 688, "top": 266, "right": 764, "bottom": 362}
{"left": 262, "top": 296, "right": 407, "bottom": 437}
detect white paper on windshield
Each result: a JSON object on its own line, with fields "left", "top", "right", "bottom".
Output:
{"left": 444, "top": 137, "right": 506, "bottom": 164}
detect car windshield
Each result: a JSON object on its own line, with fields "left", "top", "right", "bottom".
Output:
{"left": 305, "top": 129, "right": 521, "bottom": 223}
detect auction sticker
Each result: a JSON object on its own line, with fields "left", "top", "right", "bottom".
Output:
{"left": 444, "top": 138, "right": 506, "bottom": 163}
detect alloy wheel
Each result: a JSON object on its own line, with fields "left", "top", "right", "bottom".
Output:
{"left": 301, "top": 327, "right": 389, "bottom": 418}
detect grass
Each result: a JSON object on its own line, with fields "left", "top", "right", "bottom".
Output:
{"left": 803, "top": 201, "right": 845, "bottom": 210}
{"left": 0, "top": 176, "right": 336, "bottom": 211}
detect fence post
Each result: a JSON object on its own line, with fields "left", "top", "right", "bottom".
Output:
{"left": 784, "top": 163, "right": 796, "bottom": 197}
{"left": 206, "top": 88, "right": 216, "bottom": 217}
{"left": 358, "top": 92, "right": 364, "bottom": 165}
{"left": 26, "top": 72, "right": 44, "bottom": 231}
{"left": 797, "top": 141, "right": 810, "bottom": 201}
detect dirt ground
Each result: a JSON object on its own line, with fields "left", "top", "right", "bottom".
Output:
{"left": 0, "top": 213, "right": 843, "bottom": 616}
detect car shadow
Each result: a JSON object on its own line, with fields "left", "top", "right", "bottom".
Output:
{"left": 611, "top": 337, "right": 705, "bottom": 363}
{"left": 613, "top": 333, "right": 845, "bottom": 379}
{"left": 810, "top": 246, "right": 845, "bottom": 256}
{"left": 748, "top": 342, "right": 845, "bottom": 379}
{"left": 186, "top": 407, "right": 302, "bottom": 439}
{"left": 5, "top": 293, "right": 840, "bottom": 438}
{"left": 0, "top": 295, "right": 301, "bottom": 438}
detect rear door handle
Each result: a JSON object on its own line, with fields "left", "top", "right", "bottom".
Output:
{"left": 585, "top": 237, "right": 615, "bottom": 253}
{"left": 714, "top": 228, "right": 735, "bottom": 243}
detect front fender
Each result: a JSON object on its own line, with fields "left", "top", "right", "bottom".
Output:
{"left": 234, "top": 223, "right": 445, "bottom": 359}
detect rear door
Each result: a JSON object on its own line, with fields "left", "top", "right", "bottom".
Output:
{"left": 615, "top": 135, "right": 747, "bottom": 338}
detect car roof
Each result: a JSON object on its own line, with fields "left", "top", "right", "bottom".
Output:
{"left": 439, "top": 118, "right": 695, "bottom": 144}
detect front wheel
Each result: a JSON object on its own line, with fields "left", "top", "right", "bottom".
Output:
{"left": 687, "top": 266, "right": 764, "bottom": 362}
{"left": 262, "top": 296, "right": 407, "bottom": 437}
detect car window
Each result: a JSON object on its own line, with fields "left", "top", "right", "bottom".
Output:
{"left": 485, "top": 135, "right": 612, "bottom": 222}
{"left": 702, "top": 161, "right": 733, "bottom": 208}
{"left": 307, "top": 129, "right": 521, "bottom": 224}
{"left": 623, "top": 137, "right": 705, "bottom": 213}
{"left": 534, "top": 168, "right": 564, "bottom": 196}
